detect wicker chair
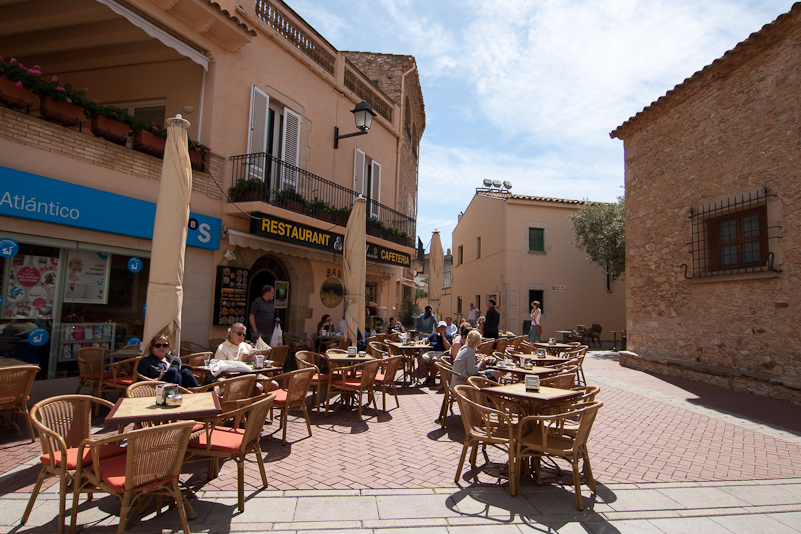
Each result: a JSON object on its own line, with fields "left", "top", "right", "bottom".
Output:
{"left": 97, "top": 357, "right": 140, "bottom": 413}
{"left": 373, "top": 355, "right": 403, "bottom": 411}
{"left": 125, "top": 380, "right": 192, "bottom": 398}
{"left": 263, "top": 368, "right": 314, "bottom": 445}
{"left": 435, "top": 361, "right": 469, "bottom": 428}
{"left": 325, "top": 359, "right": 381, "bottom": 421}
{"left": 70, "top": 420, "right": 196, "bottom": 534}
{"left": 540, "top": 367, "right": 578, "bottom": 389}
{"left": 22, "top": 394, "right": 119, "bottom": 534}
{"left": 494, "top": 337, "right": 508, "bottom": 353}
{"left": 179, "top": 340, "right": 208, "bottom": 356}
{"left": 185, "top": 394, "right": 275, "bottom": 512}
{"left": 192, "top": 374, "right": 257, "bottom": 412}
{"left": 267, "top": 345, "right": 290, "bottom": 369}
{"left": 75, "top": 347, "right": 111, "bottom": 398}
{"left": 0, "top": 364, "right": 39, "bottom": 441}
{"left": 295, "top": 351, "right": 331, "bottom": 413}
{"left": 452, "top": 384, "right": 518, "bottom": 494}
{"left": 515, "top": 401, "right": 603, "bottom": 509}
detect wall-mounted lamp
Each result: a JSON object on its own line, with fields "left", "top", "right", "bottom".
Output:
{"left": 334, "top": 100, "right": 376, "bottom": 149}
{"left": 224, "top": 250, "right": 236, "bottom": 261}
{"left": 182, "top": 105, "right": 196, "bottom": 114}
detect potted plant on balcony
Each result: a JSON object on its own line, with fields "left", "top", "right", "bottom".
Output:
{"left": 229, "top": 178, "right": 265, "bottom": 202}
{"left": 387, "top": 227, "right": 410, "bottom": 246}
{"left": 188, "top": 138, "right": 211, "bottom": 171}
{"left": 35, "top": 76, "right": 90, "bottom": 130}
{"left": 307, "top": 198, "right": 333, "bottom": 220}
{"left": 132, "top": 121, "right": 167, "bottom": 158}
{"left": 366, "top": 216, "right": 385, "bottom": 239}
{"left": 273, "top": 186, "right": 306, "bottom": 212}
{"left": 0, "top": 57, "right": 38, "bottom": 112}
{"left": 85, "top": 102, "right": 132, "bottom": 146}
{"left": 332, "top": 206, "right": 351, "bottom": 226}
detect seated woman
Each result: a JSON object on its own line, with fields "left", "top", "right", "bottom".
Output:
{"left": 476, "top": 316, "right": 486, "bottom": 336}
{"left": 451, "top": 330, "right": 494, "bottom": 389}
{"left": 137, "top": 334, "right": 199, "bottom": 388}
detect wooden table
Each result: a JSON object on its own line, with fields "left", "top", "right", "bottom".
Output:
{"left": 105, "top": 391, "right": 222, "bottom": 426}
{"left": 325, "top": 351, "right": 375, "bottom": 366}
{"left": 555, "top": 330, "right": 575, "bottom": 343}
{"left": 506, "top": 352, "right": 570, "bottom": 366}
{"left": 191, "top": 364, "right": 281, "bottom": 380}
{"left": 387, "top": 342, "right": 430, "bottom": 386}
{"left": 489, "top": 364, "right": 561, "bottom": 378}
{"left": 480, "top": 382, "right": 581, "bottom": 414}
{"left": 532, "top": 342, "right": 574, "bottom": 356}
{"left": 0, "top": 356, "right": 32, "bottom": 368}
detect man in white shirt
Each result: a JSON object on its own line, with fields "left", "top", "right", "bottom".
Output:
{"left": 215, "top": 323, "right": 251, "bottom": 360}
{"left": 444, "top": 316, "right": 458, "bottom": 337}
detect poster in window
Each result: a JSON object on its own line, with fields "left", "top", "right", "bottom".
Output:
{"left": 274, "top": 281, "right": 289, "bottom": 309}
{"left": 5, "top": 254, "right": 60, "bottom": 319}
{"left": 62, "top": 250, "right": 111, "bottom": 304}
{"left": 213, "top": 266, "right": 249, "bottom": 325}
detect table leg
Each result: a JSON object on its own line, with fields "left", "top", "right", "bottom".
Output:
{"left": 612, "top": 332, "right": 618, "bottom": 352}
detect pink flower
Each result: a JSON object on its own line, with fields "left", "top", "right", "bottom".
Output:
{"left": 56, "top": 86, "right": 65, "bottom": 92}
{"left": 33, "top": 65, "right": 40, "bottom": 70}
{"left": 0, "top": 56, "right": 4, "bottom": 62}
{"left": 66, "top": 98, "right": 72, "bottom": 104}
{"left": 83, "top": 87, "right": 89, "bottom": 92}
{"left": 51, "top": 75, "right": 58, "bottom": 82}
{"left": 15, "top": 81, "right": 22, "bottom": 87}
{"left": 9, "top": 58, "right": 17, "bottom": 64}
{"left": 94, "top": 99, "right": 100, "bottom": 104}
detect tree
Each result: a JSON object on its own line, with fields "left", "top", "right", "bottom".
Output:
{"left": 569, "top": 196, "right": 625, "bottom": 280}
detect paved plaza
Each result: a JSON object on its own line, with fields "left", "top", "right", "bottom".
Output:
{"left": 1, "top": 351, "right": 800, "bottom": 532}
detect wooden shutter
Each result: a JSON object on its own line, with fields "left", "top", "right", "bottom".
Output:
{"left": 369, "top": 160, "right": 382, "bottom": 219}
{"left": 280, "top": 107, "right": 301, "bottom": 189}
{"left": 353, "top": 147, "right": 365, "bottom": 197}
{"left": 247, "top": 85, "right": 269, "bottom": 180}
{"left": 529, "top": 228, "right": 544, "bottom": 251}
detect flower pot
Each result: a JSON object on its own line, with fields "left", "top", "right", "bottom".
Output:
{"left": 0, "top": 77, "right": 33, "bottom": 112}
{"left": 90, "top": 115, "right": 129, "bottom": 146}
{"left": 133, "top": 129, "right": 166, "bottom": 158}
{"left": 237, "top": 190, "right": 262, "bottom": 202}
{"left": 189, "top": 150, "right": 204, "bottom": 171}
{"left": 39, "top": 96, "right": 85, "bottom": 129}
{"left": 286, "top": 200, "right": 304, "bottom": 212}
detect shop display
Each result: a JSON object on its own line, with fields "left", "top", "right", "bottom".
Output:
{"left": 57, "top": 322, "right": 116, "bottom": 361}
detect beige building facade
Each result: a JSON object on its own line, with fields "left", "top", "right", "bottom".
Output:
{"left": 610, "top": 6, "right": 799, "bottom": 402}
{"left": 0, "top": 0, "right": 423, "bottom": 378}
{"left": 448, "top": 191, "right": 626, "bottom": 342}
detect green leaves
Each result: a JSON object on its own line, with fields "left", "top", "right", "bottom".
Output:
{"left": 569, "top": 196, "right": 625, "bottom": 280}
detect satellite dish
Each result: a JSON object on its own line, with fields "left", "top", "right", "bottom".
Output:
{"left": 482, "top": 178, "right": 492, "bottom": 187}
{"left": 503, "top": 180, "right": 512, "bottom": 189}
{"left": 492, "top": 180, "right": 502, "bottom": 188}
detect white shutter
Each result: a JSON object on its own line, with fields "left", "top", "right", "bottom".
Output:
{"left": 280, "top": 107, "right": 302, "bottom": 189}
{"left": 246, "top": 85, "right": 269, "bottom": 181}
{"left": 353, "top": 147, "right": 366, "bottom": 197}
{"left": 369, "top": 160, "right": 381, "bottom": 219}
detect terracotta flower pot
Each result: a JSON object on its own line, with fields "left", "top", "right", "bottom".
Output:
{"left": 189, "top": 149, "right": 204, "bottom": 171}
{"left": 39, "top": 96, "right": 85, "bottom": 129}
{"left": 90, "top": 115, "right": 130, "bottom": 146}
{"left": 0, "top": 77, "right": 34, "bottom": 112}
{"left": 133, "top": 129, "right": 166, "bottom": 158}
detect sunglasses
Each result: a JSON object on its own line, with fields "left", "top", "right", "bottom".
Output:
{"left": 233, "top": 331, "right": 246, "bottom": 336}
{"left": 153, "top": 343, "right": 169, "bottom": 348}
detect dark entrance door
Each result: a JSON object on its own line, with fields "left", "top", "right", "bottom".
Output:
{"left": 246, "top": 256, "right": 288, "bottom": 336}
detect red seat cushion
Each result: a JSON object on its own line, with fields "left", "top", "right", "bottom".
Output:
{"left": 189, "top": 426, "right": 245, "bottom": 453}
{"left": 106, "top": 376, "right": 134, "bottom": 386}
{"left": 79, "top": 372, "right": 114, "bottom": 380}
{"left": 272, "top": 389, "right": 288, "bottom": 404}
{"left": 98, "top": 454, "right": 178, "bottom": 493}
{"left": 333, "top": 378, "right": 362, "bottom": 388}
{"left": 311, "top": 374, "right": 330, "bottom": 382}
{"left": 41, "top": 443, "right": 126, "bottom": 470}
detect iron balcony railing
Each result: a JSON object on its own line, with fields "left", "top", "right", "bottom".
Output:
{"left": 229, "top": 152, "right": 416, "bottom": 248}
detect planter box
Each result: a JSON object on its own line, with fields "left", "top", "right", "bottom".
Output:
{"left": 90, "top": 115, "right": 129, "bottom": 146}
{"left": 189, "top": 150, "right": 205, "bottom": 171}
{"left": 40, "top": 97, "right": 85, "bottom": 129}
{"left": 236, "top": 190, "right": 262, "bottom": 202}
{"left": 286, "top": 200, "right": 305, "bottom": 212}
{"left": 133, "top": 129, "right": 166, "bottom": 158}
{"left": 0, "top": 77, "right": 33, "bottom": 112}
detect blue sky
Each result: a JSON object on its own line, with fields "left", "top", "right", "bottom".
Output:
{"left": 289, "top": 0, "right": 791, "bottom": 252}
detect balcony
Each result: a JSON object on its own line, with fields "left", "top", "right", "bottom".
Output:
{"left": 229, "top": 152, "right": 415, "bottom": 248}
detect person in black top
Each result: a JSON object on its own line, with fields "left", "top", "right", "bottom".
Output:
{"left": 418, "top": 321, "right": 452, "bottom": 386}
{"left": 136, "top": 334, "right": 198, "bottom": 387}
{"left": 483, "top": 298, "right": 500, "bottom": 339}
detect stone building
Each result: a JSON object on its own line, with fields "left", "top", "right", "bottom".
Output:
{"left": 610, "top": 6, "right": 800, "bottom": 402}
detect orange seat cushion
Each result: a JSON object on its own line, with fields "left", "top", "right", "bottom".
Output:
{"left": 41, "top": 443, "right": 126, "bottom": 470}
{"left": 79, "top": 372, "right": 114, "bottom": 380}
{"left": 272, "top": 389, "right": 288, "bottom": 404}
{"left": 189, "top": 426, "right": 245, "bottom": 453}
{"left": 97, "top": 453, "right": 179, "bottom": 493}
{"left": 332, "top": 378, "right": 362, "bottom": 388}
{"left": 311, "top": 374, "right": 330, "bottom": 382}
{"left": 106, "top": 376, "right": 134, "bottom": 386}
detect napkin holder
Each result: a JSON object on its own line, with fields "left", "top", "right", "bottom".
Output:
{"left": 347, "top": 345, "right": 358, "bottom": 357}
{"left": 525, "top": 375, "right": 540, "bottom": 392}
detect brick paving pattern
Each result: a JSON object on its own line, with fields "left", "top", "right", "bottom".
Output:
{"left": 2, "top": 351, "right": 801, "bottom": 497}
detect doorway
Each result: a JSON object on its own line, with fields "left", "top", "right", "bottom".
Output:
{"left": 247, "top": 255, "right": 289, "bottom": 329}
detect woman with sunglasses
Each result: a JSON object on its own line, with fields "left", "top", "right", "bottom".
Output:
{"left": 136, "top": 334, "right": 199, "bottom": 387}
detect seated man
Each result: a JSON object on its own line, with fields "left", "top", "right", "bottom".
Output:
{"left": 137, "top": 334, "right": 198, "bottom": 388}
{"left": 215, "top": 323, "right": 253, "bottom": 360}
{"left": 418, "top": 321, "right": 452, "bottom": 386}
{"left": 388, "top": 316, "right": 405, "bottom": 334}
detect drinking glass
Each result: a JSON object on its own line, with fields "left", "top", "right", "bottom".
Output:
{"left": 203, "top": 353, "right": 211, "bottom": 367}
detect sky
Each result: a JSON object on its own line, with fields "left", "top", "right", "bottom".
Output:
{"left": 289, "top": 0, "right": 792, "bottom": 252}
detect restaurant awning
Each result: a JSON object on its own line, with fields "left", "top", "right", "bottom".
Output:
{"left": 400, "top": 277, "right": 427, "bottom": 290}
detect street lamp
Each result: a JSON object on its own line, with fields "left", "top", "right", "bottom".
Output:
{"left": 334, "top": 100, "right": 376, "bottom": 148}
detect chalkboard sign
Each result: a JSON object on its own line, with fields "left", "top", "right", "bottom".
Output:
{"left": 213, "top": 266, "right": 249, "bottom": 326}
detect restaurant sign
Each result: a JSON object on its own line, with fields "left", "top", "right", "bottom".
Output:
{"left": 250, "top": 213, "right": 411, "bottom": 267}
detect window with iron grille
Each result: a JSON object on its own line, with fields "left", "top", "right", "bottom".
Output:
{"left": 689, "top": 186, "right": 780, "bottom": 278}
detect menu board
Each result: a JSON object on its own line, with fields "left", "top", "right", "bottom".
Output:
{"left": 213, "top": 266, "right": 249, "bottom": 326}
{"left": 5, "top": 254, "right": 60, "bottom": 319}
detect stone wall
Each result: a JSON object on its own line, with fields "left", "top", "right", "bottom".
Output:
{"left": 613, "top": 9, "right": 801, "bottom": 401}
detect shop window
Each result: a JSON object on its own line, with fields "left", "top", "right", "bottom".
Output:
{"left": 690, "top": 186, "right": 780, "bottom": 278}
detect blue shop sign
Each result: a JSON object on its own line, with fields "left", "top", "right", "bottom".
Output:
{"left": 0, "top": 167, "right": 220, "bottom": 250}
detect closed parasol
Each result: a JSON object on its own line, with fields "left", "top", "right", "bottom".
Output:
{"left": 428, "top": 231, "right": 444, "bottom": 318}
{"left": 343, "top": 197, "right": 366, "bottom": 346}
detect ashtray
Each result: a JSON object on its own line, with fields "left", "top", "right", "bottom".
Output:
{"left": 165, "top": 395, "right": 183, "bottom": 407}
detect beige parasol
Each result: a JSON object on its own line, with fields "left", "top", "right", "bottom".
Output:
{"left": 141, "top": 115, "right": 192, "bottom": 354}
{"left": 428, "top": 231, "right": 444, "bottom": 318}
{"left": 343, "top": 197, "right": 366, "bottom": 346}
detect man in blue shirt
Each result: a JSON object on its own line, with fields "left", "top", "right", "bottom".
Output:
{"left": 418, "top": 321, "right": 452, "bottom": 386}
{"left": 414, "top": 305, "right": 437, "bottom": 340}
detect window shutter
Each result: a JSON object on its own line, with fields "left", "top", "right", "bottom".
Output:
{"left": 369, "top": 160, "right": 382, "bottom": 219}
{"left": 529, "top": 228, "right": 544, "bottom": 251}
{"left": 247, "top": 85, "right": 269, "bottom": 180}
{"left": 353, "top": 148, "right": 366, "bottom": 197}
{"left": 280, "top": 107, "right": 302, "bottom": 189}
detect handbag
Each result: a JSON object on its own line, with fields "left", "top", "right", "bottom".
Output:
{"left": 536, "top": 324, "right": 543, "bottom": 335}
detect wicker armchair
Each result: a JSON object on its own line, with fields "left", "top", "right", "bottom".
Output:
{"left": 295, "top": 351, "right": 330, "bottom": 414}
{"left": 324, "top": 359, "right": 381, "bottom": 421}
{"left": 373, "top": 355, "right": 403, "bottom": 411}
{"left": 70, "top": 420, "right": 196, "bottom": 534}
{"left": 192, "top": 374, "right": 257, "bottom": 412}
{"left": 263, "top": 368, "right": 315, "bottom": 445}
{"left": 0, "top": 364, "right": 39, "bottom": 441}
{"left": 98, "top": 357, "right": 139, "bottom": 413}
{"left": 435, "top": 361, "right": 469, "bottom": 428}
{"left": 75, "top": 347, "right": 111, "bottom": 398}
{"left": 22, "top": 394, "right": 119, "bottom": 534}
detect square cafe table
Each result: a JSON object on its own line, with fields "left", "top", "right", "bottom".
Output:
{"left": 479, "top": 382, "right": 581, "bottom": 414}
{"left": 387, "top": 342, "right": 430, "bottom": 386}
{"left": 489, "top": 364, "right": 561, "bottom": 378}
{"left": 104, "top": 391, "right": 221, "bottom": 426}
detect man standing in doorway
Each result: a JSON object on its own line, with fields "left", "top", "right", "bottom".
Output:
{"left": 483, "top": 298, "right": 500, "bottom": 339}
{"left": 249, "top": 285, "right": 276, "bottom": 344}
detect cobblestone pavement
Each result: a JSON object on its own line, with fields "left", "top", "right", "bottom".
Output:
{"left": 2, "top": 350, "right": 800, "bottom": 532}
